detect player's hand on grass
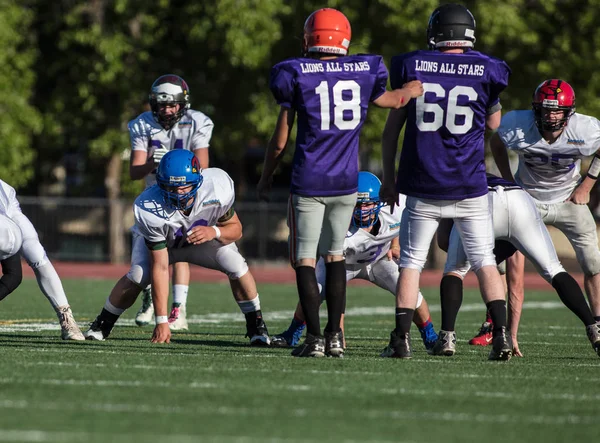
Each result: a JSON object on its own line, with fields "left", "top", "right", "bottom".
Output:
{"left": 512, "top": 335, "right": 523, "bottom": 357}
{"left": 151, "top": 323, "right": 171, "bottom": 344}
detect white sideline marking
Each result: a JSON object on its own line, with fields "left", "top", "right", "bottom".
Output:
{"left": 0, "top": 301, "right": 565, "bottom": 332}
{"left": 0, "top": 399, "right": 593, "bottom": 426}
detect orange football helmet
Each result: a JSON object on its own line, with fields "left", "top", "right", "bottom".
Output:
{"left": 303, "top": 8, "right": 351, "bottom": 56}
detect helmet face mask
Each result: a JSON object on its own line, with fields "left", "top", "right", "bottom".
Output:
{"left": 156, "top": 150, "right": 203, "bottom": 211}
{"left": 149, "top": 75, "right": 191, "bottom": 129}
{"left": 531, "top": 79, "right": 576, "bottom": 132}
{"left": 302, "top": 8, "right": 351, "bottom": 57}
{"left": 427, "top": 3, "right": 476, "bottom": 50}
{"left": 353, "top": 172, "right": 384, "bottom": 229}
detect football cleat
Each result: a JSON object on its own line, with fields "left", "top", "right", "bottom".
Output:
{"left": 380, "top": 330, "right": 412, "bottom": 359}
{"left": 585, "top": 322, "right": 600, "bottom": 357}
{"left": 245, "top": 313, "right": 271, "bottom": 346}
{"left": 429, "top": 330, "right": 457, "bottom": 356}
{"left": 135, "top": 287, "right": 154, "bottom": 326}
{"left": 469, "top": 321, "right": 493, "bottom": 346}
{"left": 83, "top": 316, "right": 115, "bottom": 341}
{"left": 270, "top": 323, "right": 306, "bottom": 348}
{"left": 291, "top": 333, "right": 325, "bottom": 357}
{"left": 57, "top": 306, "right": 85, "bottom": 341}
{"left": 325, "top": 330, "right": 344, "bottom": 358}
{"left": 419, "top": 323, "right": 439, "bottom": 350}
{"left": 168, "top": 304, "right": 188, "bottom": 331}
{"left": 488, "top": 327, "right": 512, "bottom": 361}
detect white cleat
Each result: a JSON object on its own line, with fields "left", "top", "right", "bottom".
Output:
{"left": 57, "top": 306, "right": 85, "bottom": 341}
{"left": 135, "top": 287, "right": 154, "bottom": 326}
{"left": 168, "top": 305, "right": 188, "bottom": 331}
{"left": 83, "top": 327, "right": 105, "bottom": 341}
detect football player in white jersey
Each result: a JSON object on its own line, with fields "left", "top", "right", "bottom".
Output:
{"left": 0, "top": 180, "right": 84, "bottom": 339}
{"left": 271, "top": 172, "right": 439, "bottom": 355}
{"left": 491, "top": 79, "right": 600, "bottom": 322}
{"left": 433, "top": 175, "right": 600, "bottom": 358}
{"left": 0, "top": 214, "right": 23, "bottom": 302}
{"left": 128, "top": 74, "right": 214, "bottom": 331}
{"left": 84, "top": 150, "right": 270, "bottom": 346}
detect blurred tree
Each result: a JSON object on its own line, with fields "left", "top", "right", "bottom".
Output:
{"left": 0, "top": 1, "right": 42, "bottom": 188}
{"left": 13, "top": 0, "right": 600, "bottom": 198}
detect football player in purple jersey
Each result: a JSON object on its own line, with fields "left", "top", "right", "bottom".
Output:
{"left": 380, "top": 3, "right": 512, "bottom": 360}
{"left": 257, "top": 8, "right": 423, "bottom": 357}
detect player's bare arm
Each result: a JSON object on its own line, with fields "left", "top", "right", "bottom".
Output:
{"left": 387, "top": 236, "right": 401, "bottom": 261}
{"left": 257, "top": 107, "right": 296, "bottom": 201}
{"left": 506, "top": 251, "right": 525, "bottom": 357}
{"left": 193, "top": 148, "right": 209, "bottom": 169}
{"left": 186, "top": 209, "right": 242, "bottom": 246}
{"left": 568, "top": 151, "right": 600, "bottom": 204}
{"left": 490, "top": 131, "right": 515, "bottom": 182}
{"left": 129, "top": 149, "right": 158, "bottom": 181}
{"left": 149, "top": 247, "right": 171, "bottom": 344}
{"left": 380, "top": 108, "right": 407, "bottom": 212}
{"left": 373, "top": 80, "right": 424, "bottom": 109}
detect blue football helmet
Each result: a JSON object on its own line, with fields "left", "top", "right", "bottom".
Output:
{"left": 353, "top": 171, "right": 384, "bottom": 228}
{"left": 156, "top": 150, "right": 203, "bottom": 211}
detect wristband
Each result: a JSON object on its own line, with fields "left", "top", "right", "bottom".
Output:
{"left": 212, "top": 226, "right": 222, "bottom": 240}
{"left": 155, "top": 315, "right": 168, "bottom": 325}
{"left": 587, "top": 154, "right": 600, "bottom": 180}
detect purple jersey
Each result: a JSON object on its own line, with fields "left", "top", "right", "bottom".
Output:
{"left": 270, "top": 54, "right": 388, "bottom": 196}
{"left": 391, "top": 50, "right": 510, "bottom": 200}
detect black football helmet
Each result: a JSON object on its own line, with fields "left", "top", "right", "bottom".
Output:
{"left": 149, "top": 74, "right": 191, "bottom": 129}
{"left": 427, "top": 3, "right": 476, "bottom": 50}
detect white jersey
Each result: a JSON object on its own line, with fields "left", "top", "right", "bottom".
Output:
{"left": 0, "top": 180, "right": 21, "bottom": 218}
{"left": 128, "top": 109, "right": 214, "bottom": 187}
{"left": 344, "top": 196, "right": 405, "bottom": 270}
{"left": 133, "top": 168, "right": 234, "bottom": 248}
{"left": 498, "top": 110, "right": 600, "bottom": 203}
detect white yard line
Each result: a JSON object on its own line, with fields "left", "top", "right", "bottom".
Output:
{"left": 0, "top": 301, "right": 566, "bottom": 332}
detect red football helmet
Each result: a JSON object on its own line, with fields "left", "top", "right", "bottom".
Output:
{"left": 531, "top": 79, "right": 576, "bottom": 131}
{"left": 303, "top": 8, "right": 351, "bottom": 56}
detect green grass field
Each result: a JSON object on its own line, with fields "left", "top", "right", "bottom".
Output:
{"left": 0, "top": 278, "right": 597, "bottom": 443}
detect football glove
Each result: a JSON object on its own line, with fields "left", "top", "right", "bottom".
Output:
{"left": 152, "top": 145, "right": 169, "bottom": 164}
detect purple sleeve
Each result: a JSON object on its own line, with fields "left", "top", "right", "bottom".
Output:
{"left": 370, "top": 56, "right": 389, "bottom": 101}
{"left": 389, "top": 55, "right": 407, "bottom": 90}
{"left": 269, "top": 62, "right": 296, "bottom": 108}
{"left": 487, "top": 59, "right": 511, "bottom": 107}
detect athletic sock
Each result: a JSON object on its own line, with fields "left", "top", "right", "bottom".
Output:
{"left": 295, "top": 266, "right": 322, "bottom": 337}
{"left": 394, "top": 308, "right": 414, "bottom": 335}
{"left": 552, "top": 272, "right": 596, "bottom": 326}
{"left": 440, "top": 274, "right": 463, "bottom": 331}
{"left": 324, "top": 261, "right": 346, "bottom": 333}
{"left": 486, "top": 300, "right": 507, "bottom": 333}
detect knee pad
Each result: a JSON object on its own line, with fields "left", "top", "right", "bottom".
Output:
{"left": 416, "top": 291, "right": 424, "bottom": 309}
{"left": 127, "top": 264, "right": 150, "bottom": 288}
{"left": 579, "top": 250, "right": 600, "bottom": 276}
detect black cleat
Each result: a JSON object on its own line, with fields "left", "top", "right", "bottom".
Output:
{"left": 488, "top": 326, "right": 512, "bottom": 361}
{"left": 245, "top": 313, "right": 271, "bottom": 346}
{"left": 380, "top": 330, "right": 412, "bottom": 359}
{"left": 83, "top": 316, "right": 114, "bottom": 341}
{"left": 291, "top": 333, "right": 325, "bottom": 357}
{"left": 325, "top": 330, "right": 344, "bottom": 358}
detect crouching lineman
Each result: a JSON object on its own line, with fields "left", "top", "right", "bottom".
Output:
{"left": 84, "top": 149, "right": 270, "bottom": 345}
{"left": 273, "top": 172, "right": 438, "bottom": 356}
{"left": 0, "top": 214, "right": 23, "bottom": 302}
{"left": 0, "top": 179, "right": 84, "bottom": 339}
{"left": 433, "top": 174, "right": 600, "bottom": 359}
